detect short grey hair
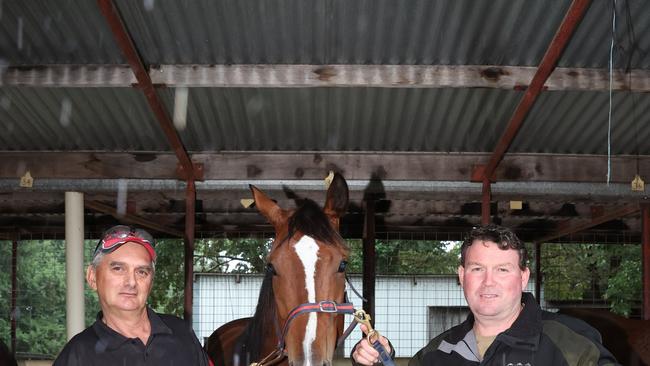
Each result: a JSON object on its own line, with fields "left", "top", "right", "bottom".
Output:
{"left": 90, "top": 251, "right": 156, "bottom": 273}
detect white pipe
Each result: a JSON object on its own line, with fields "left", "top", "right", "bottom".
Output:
{"left": 65, "top": 191, "right": 85, "bottom": 340}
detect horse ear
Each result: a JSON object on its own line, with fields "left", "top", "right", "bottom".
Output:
{"left": 250, "top": 185, "right": 287, "bottom": 230}
{"left": 324, "top": 173, "right": 349, "bottom": 220}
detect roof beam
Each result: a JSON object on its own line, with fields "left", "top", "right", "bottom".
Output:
{"left": 97, "top": 0, "right": 198, "bottom": 182}
{"left": 1, "top": 152, "right": 649, "bottom": 183}
{"left": 5, "top": 64, "right": 650, "bottom": 91}
{"left": 534, "top": 204, "right": 640, "bottom": 243}
{"left": 482, "top": 0, "right": 592, "bottom": 181}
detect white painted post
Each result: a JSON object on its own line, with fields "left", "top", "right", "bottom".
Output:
{"left": 65, "top": 192, "right": 85, "bottom": 340}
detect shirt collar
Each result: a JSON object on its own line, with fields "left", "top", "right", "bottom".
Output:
{"left": 92, "top": 307, "right": 173, "bottom": 351}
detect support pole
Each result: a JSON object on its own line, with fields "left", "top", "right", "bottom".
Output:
{"left": 642, "top": 204, "right": 650, "bottom": 320}
{"left": 535, "top": 242, "right": 542, "bottom": 304}
{"left": 183, "top": 180, "right": 196, "bottom": 323}
{"left": 10, "top": 239, "right": 17, "bottom": 354}
{"left": 481, "top": 178, "right": 491, "bottom": 225}
{"left": 362, "top": 199, "right": 376, "bottom": 325}
{"left": 65, "top": 192, "right": 85, "bottom": 340}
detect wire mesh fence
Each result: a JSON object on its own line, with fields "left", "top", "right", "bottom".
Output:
{"left": 0, "top": 231, "right": 643, "bottom": 360}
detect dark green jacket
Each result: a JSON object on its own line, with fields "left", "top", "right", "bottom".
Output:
{"left": 409, "top": 293, "right": 619, "bottom": 366}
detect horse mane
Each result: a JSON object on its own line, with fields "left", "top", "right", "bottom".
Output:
{"left": 234, "top": 270, "right": 275, "bottom": 365}
{"left": 287, "top": 198, "right": 344, "bottom": 246}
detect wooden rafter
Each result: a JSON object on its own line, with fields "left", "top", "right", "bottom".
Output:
{"left": 5, "top": 64, "right": 650, "bottom": 91}
{"left": 534, "top": 204, "right": 640, "bottom": 244}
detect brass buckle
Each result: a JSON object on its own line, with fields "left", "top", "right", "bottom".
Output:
{"left": 353, "top": 309, "right": 381, "bottom": 345}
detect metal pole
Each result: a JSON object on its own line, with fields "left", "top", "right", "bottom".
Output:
{"left": 642, "top": 204, "right": 650, "bottom": 320}
{"left": 362, "top": 199, "right": 376, "bottom": 325}
{"left": 65, "top": 192, "right": 85, "bottom": 340}
{"left": 183, "top": 180, "right": 196, "bottom": 323}
{"left": 535, "top": 242, "right": 542, "bottom": 304}
{"left": 481, "top": 178, "right": 491, "bottom": 225}
{"left": 10, "top": 239, "right": 17, "bottom": 354}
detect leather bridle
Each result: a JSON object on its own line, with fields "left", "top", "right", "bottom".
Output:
{"left": 250, "top": 300, "right": 356, "bottom": 366}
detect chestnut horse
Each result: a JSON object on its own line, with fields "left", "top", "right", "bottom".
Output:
{"left": 560, "top": 308, "right": 650, "bottom": 366}
{"left": 206, "top": 173, "right": 352, "bottom": 366}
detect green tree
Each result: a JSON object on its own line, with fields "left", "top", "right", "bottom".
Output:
{"left": 346, "top": 239, "right": 461, "bottom": 275}
{"left": 542, "top": 243, "right": 642, "bottom": 316}
{"left": 148, "top": 237, "right": 271, "bottom": 316}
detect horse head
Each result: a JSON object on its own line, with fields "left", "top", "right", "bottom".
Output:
{"left": 250, "top": 173, "right": 349, "bottom": 366}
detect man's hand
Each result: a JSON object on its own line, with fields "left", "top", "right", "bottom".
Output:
{"left": 351, "top": 325, "right": 392, "bottom": 365}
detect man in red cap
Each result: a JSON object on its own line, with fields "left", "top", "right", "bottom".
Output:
{"left": 54, "top": 225, "right": 210, "bottom": 365}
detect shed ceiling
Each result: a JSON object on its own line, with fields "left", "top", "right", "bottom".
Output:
{"left": 0, "top": 0, "right": 648, "bottom": 242}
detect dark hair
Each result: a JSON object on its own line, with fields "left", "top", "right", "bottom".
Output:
{"left": 460, "top": 224, "right": 528, "bottom": 270}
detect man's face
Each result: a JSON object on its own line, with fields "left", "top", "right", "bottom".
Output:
{"left": 87, "top": 242, "right": 154, "bottom": 314}
{"left": 458, "top": 240, "right": 529, "bottom": 322}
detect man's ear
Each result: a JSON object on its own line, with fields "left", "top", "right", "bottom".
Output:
{"left": 521, "top": 267, "right": 530, "bottom": 289}
{"left": 86, "top": 265, "right": 97, "bottom": 291}
{"left": 457, "top": 265, "right": 465, "bottom": 287}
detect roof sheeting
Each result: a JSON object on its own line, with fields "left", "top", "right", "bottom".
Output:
{"left": 3, "top": 86, "right": 648, "bottom": 155}
{"left": 1, "top": 0, "right": 648, "bottom": 68}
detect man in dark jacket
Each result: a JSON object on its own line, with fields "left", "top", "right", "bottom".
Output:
{"left": 352, "top": 225, "right": 619, "bottom": 366}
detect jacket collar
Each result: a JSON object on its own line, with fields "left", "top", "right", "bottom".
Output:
{"left": 438, "top": 292, "right": 542, "bottom": 359}
{"left": 91, "top": 307, "right": 173, "bottom": 351}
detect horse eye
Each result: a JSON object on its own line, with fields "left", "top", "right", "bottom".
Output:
{"left": 337, "top": 260, "right": 347, "bottom": 273}
{"left": 266, "top": 263, "right": 277, "bottom": 276}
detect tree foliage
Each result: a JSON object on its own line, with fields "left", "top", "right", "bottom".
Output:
{"left": 0, "top": 236, "right": 643, "bottom": 359}
{"left": 148, "top": 237, "right": 271, "bottom": 316}
{"left": 346, "top": 239, "right": 461, "bottom": 275}
{"left": 0, "top": 240, "right": 98, "bottom": 358}
{"left": 541, "top": 243, "right": 641, "bottom": 316}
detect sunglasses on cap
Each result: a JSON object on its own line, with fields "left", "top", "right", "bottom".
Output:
{"left": 93, "top": 225, "right": 157, "bottom": 262}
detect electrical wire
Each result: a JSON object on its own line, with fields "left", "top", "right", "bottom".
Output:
{"left": 607, "top": 0, "right": 617, "bottom": 185}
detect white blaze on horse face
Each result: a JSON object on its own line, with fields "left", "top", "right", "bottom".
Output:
{"left": 294, "top": 235, "right": 319, "bottom": 365}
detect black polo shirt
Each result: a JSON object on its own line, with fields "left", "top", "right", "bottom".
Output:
{"left": 54, "top": 308, "right": 209, "bottom": 366}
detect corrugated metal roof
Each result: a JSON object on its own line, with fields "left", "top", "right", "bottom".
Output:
{"left": 165, "top": 87, "right": 647, "bottom": 154}
{"left": 0, "top": 1, "right": 648, "bottom": 155}
{"left": 1, "top": 0, "right": 648, "bottom": 68}
{"left": 514, "top": 90, "right": 650, "bottom": 154}
{"left": 0, "top": 87, "right": 167, "bottom": 151}
{"left": 156, "top": 87, "right": 522, "bottom": 152}
{"left": 2, "top": 84, "right": 648, "bottom": 154}
{"left": 110, "top": 0, "right": 650, "bottom": 68}
{"left": 0, "top": 0, "right": 124, "bottom": 64}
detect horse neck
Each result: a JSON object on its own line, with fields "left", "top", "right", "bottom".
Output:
{"left": 236, "top": 271, "right": 280, "bottom": 363}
